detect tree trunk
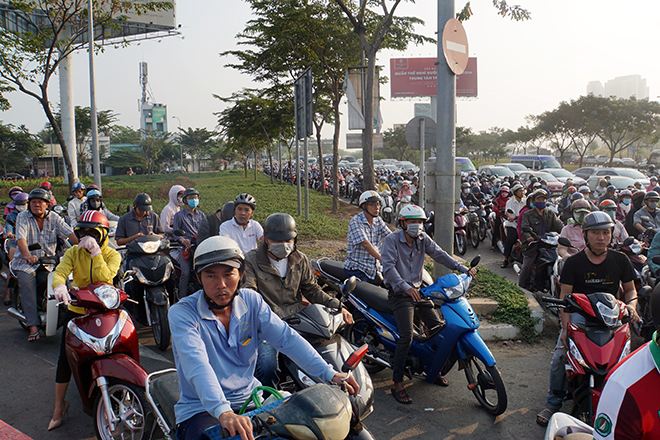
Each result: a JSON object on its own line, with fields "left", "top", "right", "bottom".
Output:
{"left": 253, "top": 149, "right": 258, "bottom": 181}
{"left": 332, "top": 99, "right": 341, "bottom": 214}
{"left": 41, "top": 97, "right": 75, "bottom": 189}
{"left": 243, "top": 157, "right": 248, "bottom": 178}
{"left": 362, "top": 50, "right": 377, "bottom": 191}
{"left": 268, "top": 145, "right": 274, "bottom": 185}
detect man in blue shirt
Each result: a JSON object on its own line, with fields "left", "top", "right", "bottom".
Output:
{"left": 169, "top": 236, "right": 359, "bottom": 440}
{"left": 172, "top": 188, "right": 206, "bottom": 299}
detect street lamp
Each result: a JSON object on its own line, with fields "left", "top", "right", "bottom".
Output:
{"left": 172, "top": 116, "right": 183, "bottom": 169}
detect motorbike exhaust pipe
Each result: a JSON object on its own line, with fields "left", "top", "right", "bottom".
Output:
{"left": 512, "top": 263, "right": 521, "bottom": 276}
{"left": 7, "top": 307, "right": 26, "bottom": 323}
{"left": 497, "top": 241, "right": 505, "bottom": 254}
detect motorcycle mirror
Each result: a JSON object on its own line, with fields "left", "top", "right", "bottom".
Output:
{"left": 558, "top": 237, "right": 573, "bottom": 248}
{"left": 66, "top": 195, "right": 74, "bottom": 202}
{"left": 173, "top": 229, "right": 186, "bottom": 237}
{"left": 342, "top": 344, "right": 368, "bottom": 372}
{"left": 469, "top": 256, "right": 481, "bottom": 268}
{"left": 622, "top": 236, "right": 635, "bottom": 247}
{"left": 27, "top": 243, "right": 42, "bottom": 251}
{"left": 342, "top": 276, "right": 357, "bottom": 297}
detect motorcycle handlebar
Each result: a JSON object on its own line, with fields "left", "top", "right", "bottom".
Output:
{"left": 541, "top": 297, "right": 565, "bottom": 305}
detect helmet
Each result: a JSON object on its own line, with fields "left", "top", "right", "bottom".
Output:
{"left": 570, "top": 192, "right": 584, "bottom": 201}
{"left": 13, "top": 192, "right": 28, "bottom": 205}
{"left": 471, "top": 185, "right": 480, "bottom": 194}
{"left": 264, "top": 213, "right": 298, "bottom": 241}
{"left": 598, "top": 178, "right": 607, "bottom": 186}
{"left": 606, "top": 184, "right": 616, "bottom": 192}
{"left": 72, "top": 182, "right": 86, "bottom": 193}
{"left": 40, "top": 181, "right": 51, "bottom": 190}
{"left": 530, "top": 177, "right": 538, "bottom": 184}
{"left": 86, "top": 184, "right": 100, "bottom": 193}
{"left": 220, "top": 201, "right": 235, "bottom": 223}
{"left": 531, "top": 189, "right": 548, "bottom": 201}
{"left": 461, "top": 182, "right": 470, "bottom": 190}
{"left": 649, "top": 164, "right": 656, "bottom": 171}
{"left": 632, "top": 190, "right": 646, "bottom": 203}
{"left": 511, "top": 183, "right": 524, "bottom": 193}
{"left": 8, "top": 186, "right": 23, "bottom": 199}
{"left": 599, "top": 199, "right": 617, "bottom": 210}
{"left": 75, "top": 210, "right": 109, "bottom": 245}
{"left": 581, "top": 211, "right": 614, "bottom": 231}
{"left": 566, "top": 186, "right": 577, "bottom": 193}
{"left": 651, "top": 175, "right": 658, "bottom": 182}
{"left": 571, "top": 199, "right": 591, "bottom": 211}
{"left": 194, "top": 236, "right": 244, "bottom": 274}
{"left": 499, "top": 187, "right": 510, "bottom": 197}
{"left": 87, "top": 189, "right": 102, "bottom": 198}
{"left": 620, "top": 189, "right": 632, "bottom": 197}
{"left": 28, "top": 188, "right": 51, "bottom": 204}
{"left": 398, "top": 205, "right": 427, "bottom": 222}
{"left": 182, "top": 188, "right": 200, "bottom": 201}
{"left": 87, "top": 189, "right": 103, "bottom": 210}
{"left": 578, "top": 186, "right": 591, "bottom": 194}
{"left": 379, "top": 176, "right": 386, "bottom": 182}
{"left": 359, "top": 190, "right": 382, "bottom": 208}
{"left": 234, "top": 193, "right": 256, "bottom": 210}
{"left": 644, "top": 191, "right": 659, "bottom": 201}
{"left": 634, "top": 181, "right": 642, "bottom": 187}
{"left": 133, "top": 193, "right": 153, "bottom": 212}
{"left": 532, "top": 182, "right": 542, "bottom": 189}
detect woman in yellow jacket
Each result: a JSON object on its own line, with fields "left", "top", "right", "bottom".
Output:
{"left": 47, "top": 211, "right": 121, "bottom": 431}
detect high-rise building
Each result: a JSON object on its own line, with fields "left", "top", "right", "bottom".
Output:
{"left": 587, "top": 75, "right": 649, "bottom": 100}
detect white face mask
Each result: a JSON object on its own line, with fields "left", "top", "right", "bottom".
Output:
{"left": 406, "top": 223, "right": 423, "bottom": 238}
{"left": 15, "top": 205, "right": 27, "bottom": 213}
{"left": 269, "top": 242, "right": 295, "bottom": 260}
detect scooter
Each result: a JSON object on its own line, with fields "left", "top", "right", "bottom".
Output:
{"left": 119, "top": 234, "right": 176, "bottom": 351}
{"left": 145, "top": 349, "right": 369, "bottom": 440}
{"left": 454, "top": 210, "right": 468, "bottom": 256}
{"left": 542, "top": 293, "right": 631, "bottom": 423}
{"left": 280, "top": 279, "right": 375, "bottom": 439}
{"left": 466, "top": 206, "right": 481, "bottom": 249}
{"left": 343, "top": 256, "right": 508, "bottom": 416}
{"left": 520, "top": 227, "right": 565, "bottom": 292}
{"left": 65, "top": 282, "right": 152, "bottom": 439}
{"left": 379, "top": 190, "right": 395, "bottom": 224}
{"left": 169, "top": 230, "right": 201, "bottom": 299}
{"left": 544, "top": 412, "right": 593, "bottom": 440}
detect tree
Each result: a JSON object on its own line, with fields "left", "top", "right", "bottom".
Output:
{"left": 138, "top": 130, "right": 171, "bottom": 175}
{"left": 104, "top": 147, "right": 146, "bottom": 174}
{"left": 109, "top": 125, "right": 141, "bottom": 144}
{"left": 0, "top": 0, "right": 171, "bottom": 187}
{"left": 15, "top": 125, "right": 45, "bottom": 176}
{"left": 0, "top": 123, "right": 28, "bottom": 176}
{"left": 176, "top": 127, "right": 216, "bottom": 173}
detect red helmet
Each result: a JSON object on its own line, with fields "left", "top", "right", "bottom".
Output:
{"left": 40, "top": 181, "right": 52, "bottom": 190}
{"left": 86, "top": 184, "right": 100, "bottom": 193}
{"left": 75, "top": 210, "right": 109, "bottom": 245}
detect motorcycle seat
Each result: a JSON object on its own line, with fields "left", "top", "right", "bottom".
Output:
{"left": 319, "top": 260, "right": 347, "bottom": 282}
{"left": 149, "top": 371, "right": 179, "bottom": 432}
{"left": 352, "top": 281, "right": 392, "bottom": 314}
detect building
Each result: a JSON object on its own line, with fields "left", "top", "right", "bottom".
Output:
{"left": 587, "top": 75, "right": 649, "bottom": 100}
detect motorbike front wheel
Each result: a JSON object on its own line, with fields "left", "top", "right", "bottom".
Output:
{"left": 455, "top": 234, "right": 467, "bottom": 256}
{"left": 469, "top": 225, "right": 480, "bottom": 249}
{"left": 12, "top": 287, "right": 28, "bottom": 331}
{"left": 151, "top": 304, "right": 171, "bottom": 351}
{"left": 94, "top": 380, "right": 151, "bottom": 440}
{"left": 478, "top": 220, "right": 488, "bottom": 242}
{"left": 344, "top": 317, "right": 386, "bottom": 374}
{"left": 462, "top": 355, "right": 507, "bottom": 416}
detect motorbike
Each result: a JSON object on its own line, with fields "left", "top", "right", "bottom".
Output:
{"left": 145, "top": 351, "right": 369, "bottom": 440}
{"left": 519, "top": 227, "right": 565, "bottom": 293}
{"left": 544, "top": 412, "right": 594, "bottom": 440}
{"left": 423, "top": 210, "right": 435, "bottom": 239}
{"left": 379, "top": 190, "right": 395, "bottom": 224}
{"left": 487, "top": 210, "right": 506, "bottom": 255}
{"left": 542, "top": 293, "right": 631, "bottom": 423}
{"left": 279, "top": 279, "right": 375, "bottom": 439}
{"left": 62, "top": 281, "right": 154, "bottom": 439}
{"left": 394, "top": 195, "right": 412, "bottom": 222}
{"left": 466, "top": 206, "right": 481, "bottom": 249}
{"left": 479, "top": 198, "right": 492, "bottom": 242}
{"left": 343, "top": 256, "right": 508, "bottom": 416}
{"left": 119, "top": 234, "right": 176, "bottom": 351}
{"left": 7, "top": 243, "right": 63, "bottom": 337}
{"left": 454, "top": 210, "right": 468, "bottom": 256}
{"left": 168, "top": 230, "right": 201, "bottom": 299}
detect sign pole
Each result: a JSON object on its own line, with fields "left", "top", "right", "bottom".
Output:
{"left": 419, "top": 118, "right": 425, "bottom": 210}
{"left": 304, "top": 136, "right": 309, "bottom": 221}
{"left": 296, "top": 138, "right": 301, "bottom": 216}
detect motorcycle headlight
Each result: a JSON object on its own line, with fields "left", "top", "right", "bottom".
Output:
{"left": 134, "top": 268, "right": 150, "bottom": 285}
{"left": 138, "top": 240, "right": 160, "bottom": 254}
{"left": 596, "top": 301, "right": 620, "bottom": 328}
{"left": 568, "top": 338, "right": 588, "bottom": 368}
{"left": 441, "top": 284, "right": 465, "bottom": 300}
{"left": 162, "top": 262, "right": 173, "bottom": 282}
{"left": 94, "top": 284, "right": 121, "bottom": 310}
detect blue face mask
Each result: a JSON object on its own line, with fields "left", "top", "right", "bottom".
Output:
{"left": 622, "top": 198, "right": 631, "bottom": 205}
{"left": 534, "top": 201, "right": 546, "bottom": 210}
{"left": 188, "top": 198, "right": 199, "bottom": 208}
{"left": 541, "top": 185, "right": 546, "bottom": 189}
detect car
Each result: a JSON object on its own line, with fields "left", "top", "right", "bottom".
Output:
{"left": 587, "top": 175, "right": 636, "bottom": 191}
{"left": 611, "top": 158, "right": 624, "bottom": 166}
{"left": 584, "top": 154, "right": 597, "bottom": 165}
{"left": 542, "top": 168, "right": 579, "bottom": 184}
{"left": 596, "top": 155, "right": 608, "bottom": 165}
{"left": 499, "top": 162, "right": 529, "bottom": 176}
{"left": 518, "top": 171, "right": 563, "bottom": 198}
{"left": 572, "top": 167, "right": 597, "bottom": 180}
{"left": 621, "top": 157, "right": 636, "bottom": 167}
{"left": 510, "top": 155, "right": 561, "bottom": 171}
{"left": 455, "top": 157, "right": 476, "bottom": 175}
{"left": 0, "top": 172, "right": 25, "bottom": 180}
{"left": 590, "top": 167, "right": 649, "bottom": 187}
{"left": 476, "top": 165, "right": 515, "bottom": 179}
{"left": 168, "top": 165, "right": 186, "bottom": 173}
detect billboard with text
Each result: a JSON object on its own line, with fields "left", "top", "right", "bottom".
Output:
{"left": 390, "top": 57, "right": 477, "bottom": 98}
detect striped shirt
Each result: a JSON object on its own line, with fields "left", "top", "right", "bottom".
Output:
{"left": 343, "top": 212, "right": 391, "bottom": 279}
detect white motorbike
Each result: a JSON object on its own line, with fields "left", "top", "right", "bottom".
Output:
{"left": 379, "top": 190, "right": 395, "bottom": 223}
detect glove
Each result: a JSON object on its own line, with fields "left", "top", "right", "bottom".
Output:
{"left": 79, "top": 235, "right": 102, "bottom": 258}
{"left": 53, "top": 284, "right": 70, "bottom": 305}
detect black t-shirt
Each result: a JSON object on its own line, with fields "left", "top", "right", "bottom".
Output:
{"left": 560, "top": 249, "right": 635, "bottom": 296}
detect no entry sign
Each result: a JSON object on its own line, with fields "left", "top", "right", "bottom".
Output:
{"left": 442, "top": 18, "right": 469, "bottom": 75}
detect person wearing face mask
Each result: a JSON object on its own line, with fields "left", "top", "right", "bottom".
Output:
{"left": 501, "top": 184, "right": 526, "bottom": 268}
{"left": 242, "top": 213, "right": 352, "bottom": 389}
{"left": 381, "top": 205, "right": 476, "bottom": 404}
{"left": 600, "top": 199, "right": 629, "bottom": 245}
{"left": 598, "top": 184, "right": 618, "bottom": 205}
{"left": 160, "top": 184, "right": 186, "bottom": 235}
{"left": 3, "top": 192, "right": 28, "bottom": 306}
{"left": 595, "top": 178, "right": 609, "bottom": 199}
{"left": 173, "top": 188, "right": 206, "bottom": 299}
{"left": 557, "top": 199, "right": 590, "bottom": 260}
{"left": 219, "top": 193, "right": 263, "bottom": 255}
{"left": 616, "top": 189, "right": 632, "bottom": 221}
{"left": 78, "top": 189, "right": 119, "bottom": 221}
{"left": 518, "top": 190, "right": 563, "bottom": 290}
{"left": 67, "top": 182, "right": 86, "bottom": 228}
{"left": 559, "top": 188, "right": 580, "bottom": 224}
{"left": 633, "top": 191, "right": 660, "bottom": 236}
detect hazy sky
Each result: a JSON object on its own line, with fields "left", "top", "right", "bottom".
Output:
{"left": 2, "top": 0, "right": 659, "bottom": 147}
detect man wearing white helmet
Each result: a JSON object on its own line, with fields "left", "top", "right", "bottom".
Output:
{"left": 382, "top": 205, "right": 477, "bottom": 404}
{"left": 344, "top": 190, "right": 391, "bottom": 283}
{"left": 169, "top": 236, "right": 359, "bottom": 440}
{"left": 501, "top": 183, "right": 526, "bottom": 268}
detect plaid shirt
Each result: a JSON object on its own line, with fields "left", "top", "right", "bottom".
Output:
{"left": 343, "top": 212, "right": 391, "bottom": 279}
{"left": 11, "top": 210, "right": 74, "bottom": 274}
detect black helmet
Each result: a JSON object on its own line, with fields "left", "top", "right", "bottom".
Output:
{"left": 581, "top": 211, "right": 614, "bottom": 231}
{"left": 182, "top": 188, "right": 200, "bottom": 201}
{"left": 530, "top": 176, "right": 538, "bottom": 183}
{"left": 606, "top": 184, "right": 616, "bottom": 192}
{"left": 220, "top": 201, "right": 235, "bottom": 223}
{"left": 133, "top": 193, "right": 152, "bottom": 212}
{"left": 28, "top": 188, "right": 51, "bottom": 204}
{"left": 531, "top": 189, "right": 548, "bottom": 201}
{"left": 644, "top": 191, "right": 659, "bottom": 201}
{"left": 235, "top": 193, "right": 256, "bottom": 210}
{"left": 264, "top": 213, "right": 297, "bottom": 241}
{"left": 649, "top": 164, "right": 656, "bottom": 171}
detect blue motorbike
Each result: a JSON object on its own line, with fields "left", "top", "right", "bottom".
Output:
{"left": 342, "top": 256, "right": 508, "bottom": 415}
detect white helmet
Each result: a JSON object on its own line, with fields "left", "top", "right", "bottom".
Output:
{"left": 359, "top": 190, "right": 382, "bottom": 208}
{"left": 398, "top": 204, "right": 427, "bottom": 222}
{"left": 194, "top": 236, "right": 244, "bottom": 273}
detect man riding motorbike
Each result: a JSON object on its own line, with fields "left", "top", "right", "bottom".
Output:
{"left": 67, "top": 182, "right": 86, "bottom": 228}
{"left": 172, "top": 188, "right": 206, "bottom": 299}
{"left": 78, "top": 189, "right": 119, "bottom": 221}
{"left": 219, "top": 193, "right": 263, "bottom": 255}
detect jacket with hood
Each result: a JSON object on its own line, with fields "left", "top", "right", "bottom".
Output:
{"left": 160, "top": 185, "right": 185, "bottom": 234}
{"left": 52, "top": 235, "right": 121, "bottom": 315}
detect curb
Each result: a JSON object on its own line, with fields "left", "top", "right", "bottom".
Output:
{"left": 472, "top": 288, "right": 547, "bottom": 341}
{"left": 0, "top": 420, "right": 33, "bottom": 440}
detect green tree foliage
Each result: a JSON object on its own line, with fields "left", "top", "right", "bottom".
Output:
{"left": 109, "top": 125, "right": 141, "bottom": 144}
{"left": 104, "top": 147, "right": 146, "bottom": 174}
{"left": 175, "top": 127, "right": 217, "bottom": 173}
{"left": 138, "top": 130, "right": 171, "bottom": 175}
{"left": 0, "top": 122, "right": 44, "bottom": 176}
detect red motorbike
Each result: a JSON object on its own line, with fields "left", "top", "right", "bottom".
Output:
{"left": 542, "top": 293, "right": 631, "bottom": 423}
{"left": 454, "top": 209, "right": 468, "bottom": 255}
{"left": 65, "top": 282, "right": 151, "bottom": 438}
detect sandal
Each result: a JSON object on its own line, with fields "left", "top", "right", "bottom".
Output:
{"left": 391, "top": 388, "right": 412, "bottom": 404}
{"left": 536, "top": 407, "right": 558, "bottom": 427}
{"left": 27, "top": 331, "right": 41, "bottom": 342}
{"left": 434, "top": 375, "right": 449, "bottom": 387}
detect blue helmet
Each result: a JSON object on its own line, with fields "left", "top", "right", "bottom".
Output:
{"left": 72, "top": 182, "right": 86, "bottom": 192}
{"left": 87, "top": 189, "right": 102, "bottom": 198}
